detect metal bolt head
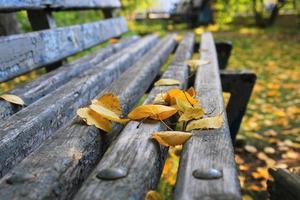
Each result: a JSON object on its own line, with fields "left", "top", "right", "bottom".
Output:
{"left": 6, "top": 173, "right": 36, "bottom": 185}
{"left": 96, "top": 167, "right": 127, "bottom": 180}
{"left": 192, "top": 168, "right": 223, "bottom": 180}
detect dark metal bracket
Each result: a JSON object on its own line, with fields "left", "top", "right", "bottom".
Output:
{"left": 221, "top": 70, "right": 256, "bottom": 142}
{"left": 216, "top": 41, "right": 233, "bottom": 70}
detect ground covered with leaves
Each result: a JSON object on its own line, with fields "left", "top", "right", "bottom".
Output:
{"left": 158, "top": 25, "right": 300, "bottom": 200}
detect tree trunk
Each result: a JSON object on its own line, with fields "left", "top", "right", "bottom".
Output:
{"left": 0, "top": 13, "right": 22, "bottom": 36}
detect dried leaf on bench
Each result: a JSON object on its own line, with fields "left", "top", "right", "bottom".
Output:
{"left": 175, "top": 35, "right": 183, "bottom": 42}
{"left": 186, "top": 87, "right": 196, "bottom": 98}
{"left": 128, "top": 105, "right": 177, "bottom": 121}
{"left": 0, "top": 94, "right": 25, "bottom": 106}
{"left": 77, "top": 108, "right": 112, "bottom": 132}
{"left": 154, "top": 78, "right": 181, "bottom": 86}
{"left": 153, "top": 92, "right": 167, "bottom": 105}
{"left": 152, "top": 131, "right": 192, "bottom": 147}
{"left": 176, "top": 98, "right": 205, "bottom": 122}
{"left": 186, "top": 59, "right": 210, "bottom": 72}
{"left": 165, "top": 88, "right": 199, "bottom": 106}
{"left": 110, "top": 38, "right": 119, "bottom": 44}
{"left": 186, "top": 114, "right": 224, "bottom": 131}
{"left": 90, "top": 93, "right": 129, "bottom": 123}
{"left": 145, "top": 190, "right": 162, "bottom": 200}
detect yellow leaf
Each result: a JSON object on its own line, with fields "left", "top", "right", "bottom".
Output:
{"left": 0, "top": 94, "right": 25, "bottom": 106}
{"left": 165, "top": 88, "right": 199, "bottom": 106}
{"left": 89, "top": 104, "right": 129, "bottom": 123}
{"left": 176, "top": 98, "right": 205, "bottom": 122}
{"left": 175, "top": 35, "right": 183, "bottom": 42}
{"left": 186, "top": 59, "right": 210, "bottom": 72}
{"left": 145, "top": 191, "right": 162, "bottom": 200}
{"left": 152, "top": 131, "right": 192, "bottom": 147}
{"left": 77, "top": 108, "right": 112, "bottom": 132}
{"left": 92, "top": 93, "right": 121, "bottom": 116}
{"left": 90, "top": 93, "right": 129, "bottom": 123}
{"left": 186, "top": 87, "right": 196, "bottom": 98}
{"left": 186, "top": 115, "right": 224, "bottom": 131}
{"left": 110, "top": 38, "right": 119, "bottom": 44}
{"left": 154, "top": 78, "right": 181, "bottom": 86}
{"left": 152, "top": 93, "right": 167, "bottom": 105}
{"left": 128, "top": 105, "right": 177, "bottom": 121}
{"left": 244, "top": 145, "right": 257, "bottom": 153}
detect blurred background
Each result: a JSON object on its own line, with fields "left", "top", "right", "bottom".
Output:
{"left": 0, "top": 0, "right": 299, "bottom": 199}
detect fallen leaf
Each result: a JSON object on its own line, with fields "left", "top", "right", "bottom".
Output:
{"left": 244, "top": 145, "right": 257, "bottom": 153}
{"left": 186, "top": 115, "right": 224, "bottom": 131}
{"left": 264, "top": 147, "right": 275, "bottom": 154}
{"left": 176, "top": 98, "right": 205, "bottom": 122}
{"left": 0, "top": 94, "right": 25, "bottom": 106}
{"left": 90, "top": 93, "right": 129, "bottom": 123}
{"left": 175, "top": 35, "right": 183, "bottom": 42}
{"left": 77, "top": 108, "right": 112, "bottom": 132}
{"left": 90, "top": 104, "right": 129, "bottom": 123}
{"left": 165, "top": 88, "right": 199, "bottom": 106}
{"left": 154, "top": 78, "right": 181, "bottom": 86}
{"left": 152, "top": 93, "right": 167, "bottom": 105}
{"left": 257, "top": 152, "right": 276, "bottom": 166}
{"left": 248, "top": 184, "right": 262, "bottom": 191}
{"left": 274, "top": 163, "right": 288, "bottom": 169}
{"left": 92, "top": 93, "right": 121, "bottom": 115}
{"left": 128, "top": 104, "right": 177, "bottom": 121}
{"left": 186, "top": 59, "right": 210, "bottom": 71}
{"left": 186, "top": 87, "right": 196, "bottom": 97}
{"left": 110, "top": 38, "right": 119, "bottom": 44}
{"left": 152, "top": 131, "right": 192, "bottom": 147}
{"left": 242, "top": 195, "right": 253, "bottom": 200}
{"left": 252, "top": 167, "right": 269, "bottom": 179}
{"left": 282, "top": 151, "right": 299, "bottom": 159}
{"left": 145, "top": 190, "right": 162, "bottom": 200}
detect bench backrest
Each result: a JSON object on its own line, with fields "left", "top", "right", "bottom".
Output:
{"left": 0, "top": 0, "right": 127, "bottom": 82}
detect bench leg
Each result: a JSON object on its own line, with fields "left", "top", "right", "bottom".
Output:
{"left": 27, "top": 10, "right": 64, "bottom": 72}
{"left": 216, "top": 41, "right": 233, "bottom": 70}
{"left": 221, "top": 70, "right": 256, "bottom": 142}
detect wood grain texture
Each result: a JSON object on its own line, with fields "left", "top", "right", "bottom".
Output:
{"left": 174, "top": 32, "right": 241, "bottom": 200}
{"left": 0, "top": 35, "right": 158, "bottom": 178}
{"left": 73, "top": 33, "right": 195, "bottom": 200}
{"left": 0, "top": 36, "right": 139, "bottom": 122}
{"left": 268, "top": 168, "right": 300, "bottom": 200}
{"left": 0, "top": 0, "right": 121, "bottom": 11}
{"left": 0, "top": 34, "right": 176, "bottom": 200}
{"left": 0, "top": 17, "right": 127, "bottom": 82}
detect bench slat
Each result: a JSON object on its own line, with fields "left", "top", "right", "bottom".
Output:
{"left": 0, "top": 36, "right": 139, "bottom": 122}
{"left": 0, "top": 35, "right": 158, "bottom": 178}
{"left": 0, "top": 17, "right": 127, "bottom": 82}
{"left": 0, "top": 0, "right": 121, "bottom": 11}
{"left": 73, "top": 33, "right": 195, "bottom": 200}
{"left": 174, "top": 32, "right": 241, "bottom": 200}
{"left": 0, "top": 35, "right": 176, "bottom": 200}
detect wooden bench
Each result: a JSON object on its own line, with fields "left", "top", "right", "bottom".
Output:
{"left": 0, "top": 1, "right": 256, "bottom": 199}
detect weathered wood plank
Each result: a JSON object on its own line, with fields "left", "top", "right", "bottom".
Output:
{"left": 0, "top": 34, "right": 177, "bottom": 200}
{"left": 73, "top": 33, "right": 195, "bottom": 200}
{"left": 267, "top": 168, "right": 300, "bottom": 200}
{"left": 27, "top": 10, "right": 63, "bottom": 71}
{"left": 174, "top": 32, "right": 241, "bottom": 200}
{"left": 0, "top": 36, "right": 139, "bottom": 122}
{"left": 0, "top": 0, "right": 121, "bottom": 11}
{"left": 0, "top": 35, "right": 158, "bottom": 178}
{"left": 0, "top": 17, "right": 127, "bottom": 82}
